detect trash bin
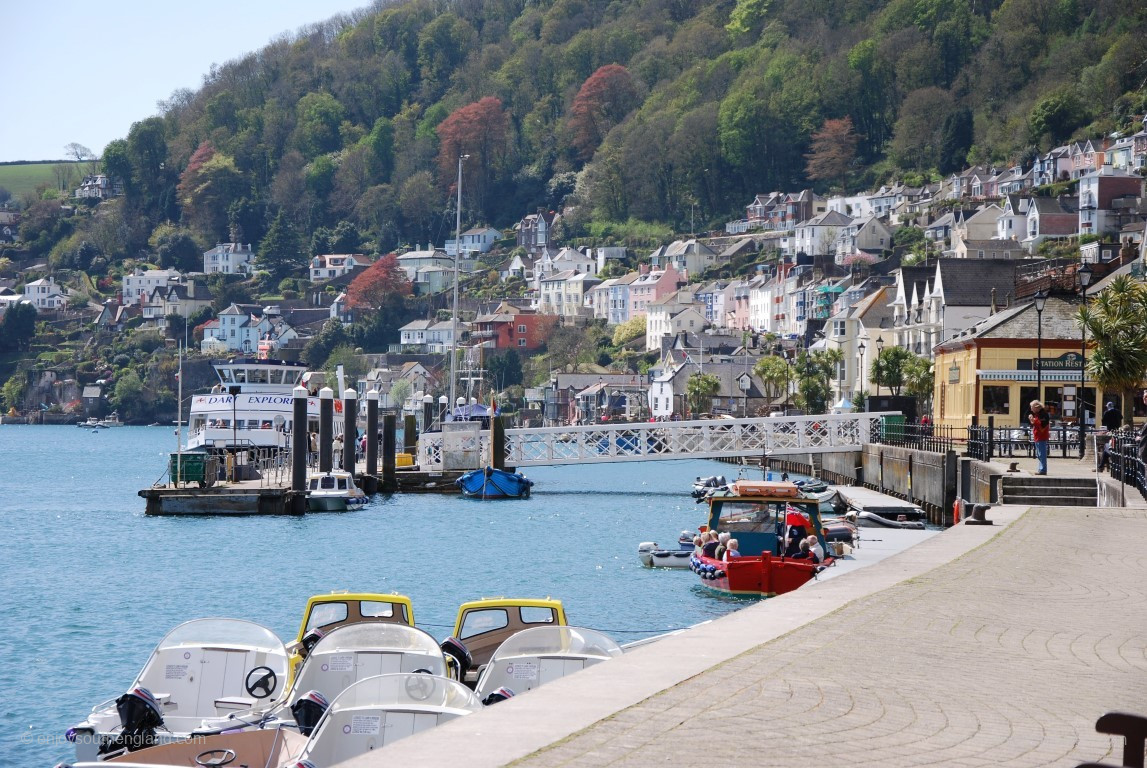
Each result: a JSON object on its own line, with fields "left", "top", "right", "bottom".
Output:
{"left": 880, "top": 414, "right": 906, "bottom": 443}
{"left": 170, "top": 452, "right": 217, "bottom": 488}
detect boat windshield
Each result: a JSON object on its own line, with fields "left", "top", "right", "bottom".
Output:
{"left": 322, "top": 673, "right": 480, "bottom": 713}
{"left": 157, "top": 618, "right": 286, "bottom": 653}
{"left": 488, "top": 626, "right": 622, "bottom": 661}
{"left": 308, "top": 623, "right": 441, "bottom": 655}
{"left": 714, "top": 500, "right": 787, "bottom": 533}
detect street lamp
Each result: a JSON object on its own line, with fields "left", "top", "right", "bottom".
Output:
{"left": 858, "top": 341, "right": 866, "bottom": 399}
{"left": 1078, "top": 263, "right": 1093, "bottom": 458}
{"left": 1034, "top": 290, "right": 1048, "bottom": 402}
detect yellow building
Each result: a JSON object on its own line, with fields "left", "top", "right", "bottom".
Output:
{"left": 933, "top": 296, "right": 1122, "bottom": 428}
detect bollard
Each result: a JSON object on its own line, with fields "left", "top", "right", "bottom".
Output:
{"left": 290, "top": 385, "right": 309, "bottom": 515}
{"left": 319, "top": 387, "right": 334, "bottom": 473}
{"left": 365, "top": 389, "right": 379, "bottom": 478}
{"left": 382, "top": 414, "right": 397, "bottom": 492}
{"left": 491, "top": 415, "right": 505, "bottom": 471}
{"left": 965, "top": 503, "right": 993, "bottom": 526}
{"left": 403, "top": 414, "right": 417, "bottom": 454}
{"left": 343, "top": 388, "right": 357, "bottom": 476}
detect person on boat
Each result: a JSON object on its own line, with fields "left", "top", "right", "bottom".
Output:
{"left": 714, "top": 532, "right": 730, "bottom": 560}
{"left": 781, "top": 472, "right": 789, "bottom": 482}
{"left": 724, "top": 538, "right": 740, "bottom": 560}
{"left": 692, "top": 535, "right": 704, "bottom": 557}
{"left": 807, "top": 535, "right": 825, "bottom": 563}
{"left": 702, "top": 532, "right": 720, "bottom": 558}
{"left": 791, "top": 538, "right": 812, "bottom": 560}
{"left": 1028, "top": 401, "right": 1050, "bottom": 475}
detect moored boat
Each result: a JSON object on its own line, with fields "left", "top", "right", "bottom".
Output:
{"left": 456, "top": 466, "right": 533, "bottom": 499}
{"left": 474, "top": 626, "right": 622, "bottom": 702}
{"left": 306, "top": 469, "right": 369, "bottom": 512}
{"left": 690, "top": 479, "right": 833, "bottom": 598}
{"left": 637, "top": 530, "right": 696, "bottom": 568}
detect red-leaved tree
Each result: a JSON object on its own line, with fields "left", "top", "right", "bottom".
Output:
{"left": 436, "top": 97, "right": 508, "bottom": 220}
{"left": 567, "top": 65, "right": 640, "bottom": 161}
{"left": 346, "top": 254, "right": 411, "bottom": 309}
{"left": 804, "top": 117, "right": 860, "bottom": 189}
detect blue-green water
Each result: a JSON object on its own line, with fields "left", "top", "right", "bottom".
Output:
{"left": 0, "top": 425, "right": 754, "bottom": 766}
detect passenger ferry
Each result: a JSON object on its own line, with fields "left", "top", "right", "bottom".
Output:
{"left": 185, "top": 358, "right": 341, "bottom": 452}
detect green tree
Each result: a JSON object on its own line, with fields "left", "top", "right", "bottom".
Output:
{"left": 295, "top": 92, "right": 347, "bottom": 159}
{"left": 0, "top": 303, "right": 37, "bottom": 351}
{"left": 753, "top": 355, "right": 795, "bottom": 407}
{"left": 388, "top": 378, "right": 412, "bottom": 410}
{"left": 686, "top": 372, "right": 721, "bottom": 416}
{"left": 177, "top": 141, "right": 246, "bottom": 241}
{"left": 872, "top": 346, "right": 916, "bottom": 396}
{"left": 257, "top": 210, "right": 306, "bottom": 280}
{"left": 795, "top": 349, "right": 840, "bottom": 414}
{"left": 110, "top": 370, "right": 145, "bottom": 421}
{"left": 149, "top": 224, "right": 201, "bottom": 272}
{"left": 611, "top": 315, "right": 646, "bottom": 347}
{"left": 487, "top": 349, "right": 524, "bottom": 389}
{"left": 1, "top": 374, "right": 27, "bottom": 412}
{"left": 1079, "top": 275, "right": 1147, "bottom": 422}
{"left": 322, "top": 342, "right": 367, "bottom": 383}
{"left": 903, "top": 354, "right": 935, "bottom": 413}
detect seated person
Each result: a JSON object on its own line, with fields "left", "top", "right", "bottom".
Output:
{"left": 791, "top": 539, "right": 811, "bottom": 559}
{"left": 714, "top": 532, "right": 730, "bottom": 560}
{"left": 702, "top": 532, "right": 720, "bottom": 558}
{"left": 723, "top": 538, "right": 740, "bottom": 560}
{"left": 807, "top": 535, "right": 824, "bottom": 563}
{"left": 692, "top": 535, "right": 704, "bottom": 557}
{"left": 784, "top": 526, "right": 806, "bottom": 557}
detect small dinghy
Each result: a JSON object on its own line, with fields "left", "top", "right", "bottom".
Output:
{"left": 456, "top": 466, "right": 533, "bottom": 499}
{"left": 855, "top": 510, "right": 926, "bottom": 529}
{"left": 691, "top": 475, "right": 728, "bottom": 498}
{"left": 638, "top": 531, "right": 695, "bottom": 568}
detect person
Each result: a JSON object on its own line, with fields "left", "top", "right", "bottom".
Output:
{"left": 791, "top": 539, "right": 811, "bottom": 559}
{"left": 309, "top": 431, "right": 318, "bottom": 466}
{"left": 702, "top": 532, "right": 719, "bottom": 558}
{"left": 807, "top": 534, "right": 824, "bottom": 563}
{"left": 333, "top": 435, "right": 343, "bottom": 467}
{"left": 1098, "top": 402, "right": 1122, "bottom": 471}
{"left": 692, "top": 535, "right": 704, "bottom": 558}
{"left": 714, "top": 532, "right": 730, "bottom": 560}
{"left": 724, "top": 539, "right": 740, "bottom": 560}
{"left": 1028, "top": 400, "right": 1050, "bottom": 475}
{"left": 781, "top": 472, "right": 790, "bottom": 482}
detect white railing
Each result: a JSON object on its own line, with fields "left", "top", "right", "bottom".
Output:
{"left": 417, "top": 413, "right": 890, "bottom": 469}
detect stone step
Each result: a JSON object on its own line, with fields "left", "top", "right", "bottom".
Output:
{"left": 1000, "top": 477, "right": 1099, "bottom": 489}
{"left": 999, "top": 493, "right": 1097, "bottom": 507}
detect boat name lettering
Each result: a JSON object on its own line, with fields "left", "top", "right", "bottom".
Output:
{"left": 247, "top": 395, "right": 293, "bottom": 405}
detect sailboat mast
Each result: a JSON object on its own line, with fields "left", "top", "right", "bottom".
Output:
{"left": 449, "top": 154, "right": 468, "bottom": 414}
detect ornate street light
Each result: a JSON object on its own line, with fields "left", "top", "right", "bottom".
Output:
{"left": 1078, "top": 263, "right": 1093, "bottom": 458}
{"left": 858, "top": 341, "right": 866, "bottom": 399}
{"left": 1034, "top": 290, "right": 1048, "bottom": 401}
{"left": 875, "top": 337, "right": 885, "bottom": 396}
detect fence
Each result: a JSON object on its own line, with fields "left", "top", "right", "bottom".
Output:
{"left": 870, "top": 415, "right": 1089, "bottom": 462}
{"left": 1099, "top": 430, "right": 1147, "bottom": 500}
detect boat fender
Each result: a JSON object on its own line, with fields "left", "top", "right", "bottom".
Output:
{"left": 716, "top": 570, "right": 725, "bottom": 579}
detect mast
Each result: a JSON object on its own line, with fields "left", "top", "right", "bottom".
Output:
{"left": 449, "top": 153, "right": 469, "bottom": 415}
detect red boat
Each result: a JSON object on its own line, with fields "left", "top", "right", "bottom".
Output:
{"left": 690, "top": 479, "right": 833, "bottom": 597}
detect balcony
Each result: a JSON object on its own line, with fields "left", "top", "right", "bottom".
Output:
{"left": 471, "top": 329, "right": 497, "bottom": 339}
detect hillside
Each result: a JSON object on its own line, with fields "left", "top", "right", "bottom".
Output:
{"left": 9, "top": 0, "right": 1147, "bottom": 270}
{"left": 0, "top": 161, "right": 86, "bottom": 200}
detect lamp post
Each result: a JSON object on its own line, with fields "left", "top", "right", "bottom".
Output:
{"left": 1078, "top": 263, "right": 1093, "bottom": 458}
{"left": 858, "top": 341, "right": 866, "bottom": 399}
{"left": 1034, "top": 290, "right": 1048, "bottom": 402}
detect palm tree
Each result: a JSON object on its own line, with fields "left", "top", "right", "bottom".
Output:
{"left": 753, "top": 355, "right": 795, "bottom": 409}
{"left": 686, "top": 372, "right": 721, "bottom": 416}
{"left": 1078, "top": 275, "right": 1147, "bottom": 422}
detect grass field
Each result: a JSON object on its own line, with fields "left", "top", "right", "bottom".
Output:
{"left": 0, "top": 161, "right": 87, "bottom": 199}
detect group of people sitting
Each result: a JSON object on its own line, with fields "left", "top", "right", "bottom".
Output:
{"left": 694, "top": 531, "right": 740, "bottom": 561}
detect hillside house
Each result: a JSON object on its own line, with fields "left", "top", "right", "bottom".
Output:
{"left": 203, "top": 243, "right": 254, "bottom": 275}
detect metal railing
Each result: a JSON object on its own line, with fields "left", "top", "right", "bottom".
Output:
{"left": 868, "top": 415, "right": 1091, "bottom": 463}
{"left": 1099, "top": 429, "right": 1146, "bottom": 500}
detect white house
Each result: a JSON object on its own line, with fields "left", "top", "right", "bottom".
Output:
{"left": 122, "top": 269, "right": 181, "bottom": 306}
{"left": 309, "top": 253, "right": 373, "bottom": 282}
{"left": 398, "top": 319, "right": 465, "bottom": 353}
{"left": 203, "top": 243, "right": 255, "bottom": 275}
{"left": 645, "top": 289, "right": 705, "bottom": 351}
{"left": 648, "top": 239, "right": 719, "bottom": 277}
{"left": 200, "top": 303, "right": 297, "bottom": 355}
{"left": 792, "top": 210, "right": 853, "bottom": 256}
{"left": 538, "top": 270, "right": 601, "bottom": 319}
{"left": 445, "top": 227, "right": 502, "bottom": 257}
{"left": 23, "top": 276, "right": 68, "bottom": 311}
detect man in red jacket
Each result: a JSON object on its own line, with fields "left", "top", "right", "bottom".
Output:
{"left": 1029, "top": 400, "right": 1050, "bottom": 475}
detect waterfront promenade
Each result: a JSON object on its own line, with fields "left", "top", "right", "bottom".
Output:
{"left": 345, "top": 457, "right": 1147, "bottom": 767}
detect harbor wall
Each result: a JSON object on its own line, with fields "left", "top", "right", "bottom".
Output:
{"left": 861, "top": 444, "right": 957, "bottom": 525}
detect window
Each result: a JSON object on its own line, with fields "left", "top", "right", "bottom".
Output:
{"left": 518, "top": 324, "right": 526, "bottom": 333}
{"left": 982, "top": 386, "right": 1010, "bottom": 415}
{"left": 518, "top": 338, "right": 526, "bottom": 347}
{"left": 832, "top": 320, "right": 846, "bottom": 337}
{"left": 459, "top": 608, "right": 509, "bottom": 640}
{"left": 306, "top": 602, "right": 348, "bottom": 631}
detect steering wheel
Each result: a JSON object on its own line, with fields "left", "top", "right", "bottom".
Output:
{"left": 195, "top": 748, "right": 237, "bottom": 767}
{"left": 404, "top": 669, "right": 436, "bottom": 701}
{"left": 244, "top": 666, "right": 278, "bottom": 699}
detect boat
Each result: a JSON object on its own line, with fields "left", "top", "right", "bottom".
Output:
{"left": 306, "top": 469, "right": 369, "bottom": 512}
{"left": 288, "top": 592, "right": 415, "bottom": 681}
{"left": 834, "top": 486, "right": 928, "bottom": 529}
{"left": 691, "top": 474, "right": 728, "bottom": 498}
{"left": 474, "top": 626, "right": 623, "bottom": 701}
{"left": 689, "top": 479, "right": 833, "bottom": 598}
{"left": 855, "top": 510, "right": 926, "bottom": 529}
{"left": 449, "top": 598, "right": 567, "bottom": 688}
{"left": 77, "top": 417, "right": 107, "bottom": 429}
{"left": 63, "top": 672, "right": 481, "bottom": 768}
{"left": 67, "top": 618, "right": 290, "bottom": 762}
{"left": 795, "top": 478, "right": 829, "bottom": 494}
{"left": 99, "top": 411, "right": 124, "bottom": 427}
{"left": 184, "top": 357, "right": 343, "bottom": 453}
{"left": 456, "top": 466, "right": 533, "bottom": 499}
{"left": 637, "top": 530, "right": 695, "bottom": 568}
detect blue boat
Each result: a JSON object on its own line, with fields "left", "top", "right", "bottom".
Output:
{"left": 456, "top": 466, "right": 534, "bottom": 499}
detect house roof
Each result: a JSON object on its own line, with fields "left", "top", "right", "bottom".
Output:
{"left": 937, "top": 258, "right": 1023, "bottom": 306}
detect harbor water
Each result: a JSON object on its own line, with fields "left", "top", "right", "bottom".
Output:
{"left": 1, "top": 425, "right": 763, "bottom": 766}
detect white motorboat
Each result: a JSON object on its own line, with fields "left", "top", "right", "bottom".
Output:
{"left": 67, "top": 618, "right": 290, "bottom": 762}
{"left": 637, "top": 530, "right": 695, "bottom": 568}
{"left": 474, "top": 626, "right": 622, "bottom": 701}
{"left": 307, "top": 469, "right": 369, "bottom": 512}
{"left": 62, "top": 673, "right": 481, "bottom": 768}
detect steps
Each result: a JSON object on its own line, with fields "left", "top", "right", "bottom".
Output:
{"left": 998, "top": 476, "right": 1098, "bottom": 507}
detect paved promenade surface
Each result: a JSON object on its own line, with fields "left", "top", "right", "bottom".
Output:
{"left": 344, "top": 498, "right": 1147, "bottom": 768}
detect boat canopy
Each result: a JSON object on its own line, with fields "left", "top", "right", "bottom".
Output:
{"left": 308, "top": 622, "right": 443, "bottom": 655}
{"left": 155, "top": 618, "right": 287, "bottom": 654}
{"left": 326, "top": 672, "right": 479, "bottom": 713}
{"left": 488, "top": 626, "right": 622, "bottom": 662}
